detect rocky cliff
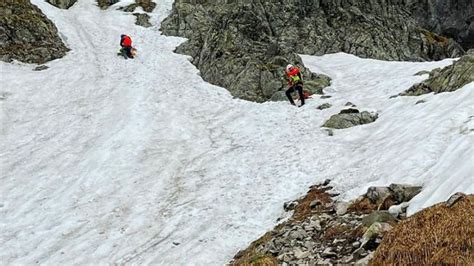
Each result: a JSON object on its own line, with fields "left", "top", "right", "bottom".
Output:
{"left": 407, "top": 0, "right": 474, "bottom": 50}
{"left": 402, "top": 50, "right": 474, "bottom": 96}
{"left": 0, "top": 0, "right": 69, "bottom": 64}
{"left": 161, "top": 0, "right": 465, "bottom": 102}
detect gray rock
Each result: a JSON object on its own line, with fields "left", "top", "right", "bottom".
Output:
{"left": 133, "top": 13, "right": 152, "bottom": 28}
{"left": 289, "top": 229, "right": 306, "bottom": 240}
{"left": 310, "top": 199, "right": 322, "bottom": 208}
{"left": 284, "top": 200, "right": 298, "bottom": 211}
{"left": 317, "top": 103, "right": 332, "bottom": 110}
{"left": 97, "top": 0, "right": 119, "bottom": 9}
{"left": 388, "top": 202, "right": 410, "bottom": 218}
{"left": 366, "top": 186, "right": 391, "bottom": 203}
{"left": 414, "top": 70, "right": 432, "bottom": 76}
{"left": 362, "top": 211, "right": 397, "bottom": 227}
{"left": 321, "top": 95, "right": 332, "bottom": 99}
{"left": 322, "top": 111, "right": 378, "bottom": 129}
{"left": 446, "top": 192, "right": 466, "bottom": 207}
{"left": 407, "top": 0, "right": 474, "bottom": 50}
{"left": 33, "top": 65, "right": 49, "bottom": 71}
{"left": 354, "top": 251, "right": 374, "bottom": 266}
{"left": 46, "top": 0, "right": 77, "bottom": 9}
{"left": 401, "top": 52, "right": 474, "bottom": 96}
{"left": 325, "top": 129, "right": 334, "bottom": 137}
{"left": 294, "top": 248, "right": 310, "bottom": 259}
{"left": 388, "top": 184, "right": 422, "bottom": 203}
{"left": 1, "top": 0, "right": 69, "bottom": 64}
{"left": 360, "top": 222, "right": 393, "bottom": 248}
{"left": 322, "top": 247, "right": 337, "bottom": 258}
{"left": 352, "top": 241, "right": 361, "bottom": 248}
{"left": 335, "top": 201, "right": 349, "bottom": 216}
{"left": 416, "top": 99, "right": 427, "bottom": 104}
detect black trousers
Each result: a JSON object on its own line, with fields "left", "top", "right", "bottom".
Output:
{"left": 121, "top": 46, "right": 132, "bottom": 58}
{"left": 285, "top": 84, "right": 304, "bottom": 105}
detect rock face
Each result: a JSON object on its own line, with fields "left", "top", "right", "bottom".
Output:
{"left": 407, "top": 0, "right": 474, "bottom": 50}
{"left": 46, "top": 0, "right": 77, "bottom": 9}
{"left": 133, "top": 13, "right": 152, "bottom": 28}
{"left": 161, "top": 0, "right": 464, "bottom": 102}
{"left": 97, "top": 0, "right": 119, "bottom": 10}
{"left": 402, "top": 50, "right": 474, "bottom": 96}
{"left": 322, "top": 109, "right": 378, "bottom": 129}
{"left": 0, "top": 0, "right": 69, "bottom": 64}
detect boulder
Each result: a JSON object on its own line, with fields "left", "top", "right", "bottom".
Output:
{"left": 317, "top": 103, "right": 332, "bottom": 110}
{"left": 97, "top": 0, "right": 119, "bottom": 9}
{"left": 362, "top": 211, "right": 397, "bottom": 227}
{"left": 0, "top": 0, "right": 69, "bottom": 64}
{"left": 322, "top": 110, "right": 378, "bottom": 129}
{"left": 388, "top": 184, "right": 422, "bottom": 203}
{"left": 401, "top": 51, "right": 474, "bottom": 96}
{"left": 46, "top": 0, "right": 77, "bottom": 9}
{"left": 133, "top": 13, "right": 152, "bottom": 27}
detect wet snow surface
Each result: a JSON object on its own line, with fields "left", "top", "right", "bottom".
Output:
{"left": 1, "top": 0, "right": 473, "bottom": 264}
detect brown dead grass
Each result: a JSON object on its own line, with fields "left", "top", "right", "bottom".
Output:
{"left": 347, "top": 197, "right": 378, "bottom": 214}
{"left": 322, "top": 224, "right": 350, "bottom": 240}
{"left": 371, "top": 194, "right": 474, "bottom": 266}
{"left": 292, "top": 185, "right": 333, "bottom": 221}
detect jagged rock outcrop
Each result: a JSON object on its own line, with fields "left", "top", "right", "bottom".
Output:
{"left": 46, "top": 0, "right": 77, "bottom": 9}
{"left": 97, "top": 0, "right": 119, "bottom": 10}
{"left": 407, "top": 0, "right": 474, "bottom": 50}
{"left": 120, "top": 0, "right": 156, "bottom": 13}
{"left": 402, "top": 50, "right": 474, "bottom": 96}
{"left": 322, "top": 109, "right": 378, "bottom": 129}
{"left": 133, "top": 13, "right": 152, "bottom": 28}
{"left": 161, "top": 0, "right": 464, "bottom": 102}
{"left": 0, "top": 0, "right": 69, "bottom": 64}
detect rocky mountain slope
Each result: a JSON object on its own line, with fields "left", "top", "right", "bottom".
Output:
{"left": 407, "top": 0, "right": 474, "bottom": 50}
{"left": 0, "top": 0, "right": 68, "bottom": 64}
{"left": 161, "top": 0, "right": 466, "bottom": 102}
{"left": 402, "top": 50, "right": 474, "bottom": 96}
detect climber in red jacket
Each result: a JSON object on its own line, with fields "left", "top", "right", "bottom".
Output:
{"left": 119, "top": 34, "right": 135, "bottom": 59}
{"left": 285, "top": 64, "right": 305, "bottom": 107}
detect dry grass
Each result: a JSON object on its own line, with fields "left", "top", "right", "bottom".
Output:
{"left": 292, "top": 185, "right": 332, "bottom": 221}
{"left": 347, "top": 197, "right": 378, "bottom": 214}
{"left": 230, "top": 227, "right": 281, "bottom": 266}
{"left": 371, "top": 194, "right": 474, "bottom": 265}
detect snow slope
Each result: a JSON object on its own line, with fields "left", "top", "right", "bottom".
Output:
{"left": 0, "top": 0, "right": 473, "bottom": 264}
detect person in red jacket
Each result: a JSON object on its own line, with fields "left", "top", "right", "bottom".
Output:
{"left": 120, "top": 34, "right": 135, "bottom": 59}
{"left": 285, "top": 64, "right": 305, "bottom": 107}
